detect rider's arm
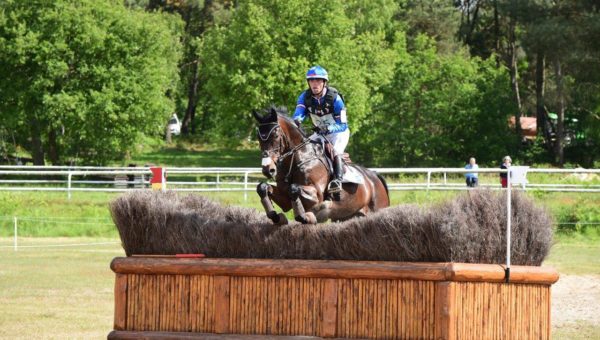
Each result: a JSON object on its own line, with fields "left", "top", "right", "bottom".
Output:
{"left": 292, "top": 93, "right": 307, "bottom": 126}
{"left": 328, "top": 94, "right": 348, "bottom": 133}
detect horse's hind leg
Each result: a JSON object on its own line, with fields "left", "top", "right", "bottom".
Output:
{"left": 313, "top": 201, "right": 333, "bottom": 223}
{"left": 257, "top": 182, "right": 288, "bottom": 225}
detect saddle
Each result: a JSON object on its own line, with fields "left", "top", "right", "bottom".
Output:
{"left": 323, "top": 142, "right": 352, "bottom": 164}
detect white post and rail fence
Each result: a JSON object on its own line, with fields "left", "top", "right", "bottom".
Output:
{"left": 1, "top": 165, "right": 600, "bottom": 199}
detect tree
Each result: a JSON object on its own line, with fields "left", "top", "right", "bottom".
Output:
{"left": 400, "top": 0, "right": 462, "bottom": 54}
{"left": 0, "top": 0, "right": 182, "bottom": 165}
{"left": 364, "top": 33, "right": 514, "bottom": 166}
{"left": 133, "top": 0, "right": 235, "bottom": 136}
{"left": 459, "top": 0, "right": 600, "bottom": 166}
{"left": 199, "top": 0, "right": 398, "bottom": 143}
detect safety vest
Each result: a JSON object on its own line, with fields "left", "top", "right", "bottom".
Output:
{"left": 302, "top": 86, "right": 342, "bottom": 117}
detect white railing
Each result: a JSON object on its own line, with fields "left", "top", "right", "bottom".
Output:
{"left": 1, "top": 166, "right": 600, "bottom": 200}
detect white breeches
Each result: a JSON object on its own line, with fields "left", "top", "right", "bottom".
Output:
{"left": 309, "top": 129, "right": 349, "bottom": 156}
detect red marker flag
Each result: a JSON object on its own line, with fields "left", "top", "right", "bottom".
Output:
{"left": 150, "top": 167, "right": 166, "bottom": 191}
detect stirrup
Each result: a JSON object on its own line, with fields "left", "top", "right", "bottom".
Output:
{"left": 328, "top": 179, "right": 342, "bottom": 194}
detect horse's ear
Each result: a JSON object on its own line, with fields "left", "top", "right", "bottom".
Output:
{"left": 252, "top": 110, "right": 262, "bottom": 121}
{"left": 269, "top": 107, "right": 277, "bottom": 119}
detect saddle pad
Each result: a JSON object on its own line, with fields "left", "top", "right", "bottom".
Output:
{"left": 342, "top": 165, "right": 364, "bottom": 185}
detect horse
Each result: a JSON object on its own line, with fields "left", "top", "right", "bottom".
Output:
{"left": 253, "top": 107, "right": 390, "bottom": 224}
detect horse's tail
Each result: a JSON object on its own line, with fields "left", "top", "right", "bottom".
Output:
{"left": 376, "top": 172, "right": 389, "bottom": 198}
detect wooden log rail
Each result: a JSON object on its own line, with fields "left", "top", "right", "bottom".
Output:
{"left": 109, "top": 257, "right": 559, "bottom": 340}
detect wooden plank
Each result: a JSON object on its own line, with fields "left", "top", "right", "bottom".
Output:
{"left": 111, "top": 258, "right": 448, "bottom": 281}
{"left": 448, "top": 263, "right": 559, "bottom": 284}
{"left": 112, "top": 257, "right": 559, "bottom": 284}
{"left": 114, "top": 273, "right": 128, "bottom": 330}
{"left": 320, "top": 278, "right": 337, "bottom": 337}
{"left": 214, "top": 276, "right": 231, "bottom": 334}
{"left": 435, "top": 281, "right": 455, "bottom": 340}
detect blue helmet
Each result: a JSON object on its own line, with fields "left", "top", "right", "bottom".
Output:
{"left": 306, "top": 66, "right": 329, "bottom": 81}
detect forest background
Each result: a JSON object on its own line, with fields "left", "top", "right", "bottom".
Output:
{"left": 1, "top": 0, "right": 599, "bottom": 168}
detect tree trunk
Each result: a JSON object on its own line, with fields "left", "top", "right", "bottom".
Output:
{"left": 463, "top": 0, "right": 481, "bottom": 46}
{"left": 553, "top": 57, "right": 565, "bottom": 166}
{"left": 48, "top": 129, "right": 60, "bottom": 165}
{"left": 180, "top": 0, "right": 213, "bottom": 135}
{"left": 29, "top": 116, "right": 45, "bottom": 165}
{"left": 165, "top": 124, "right": 172, "bottom": 144}
{"left": 534, "top": 51, "right": 553, "bottom": 150}
{"left": 181, "top": 60, "right": 199, "bottom": 135}
{"left": 493, "top": 0, "right": 500, "bottom": 67}
{"left": 509, "top": 28, "right": 522, "bottom": 143}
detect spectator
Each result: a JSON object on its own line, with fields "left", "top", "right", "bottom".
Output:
{"left": 465, "top": 157, "right": 479, "bottom": 187}
{"left": 500, "top": 155, "right": 512, "bottom": 188}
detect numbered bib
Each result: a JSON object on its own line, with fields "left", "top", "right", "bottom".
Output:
{"left": 310, "top": 113, "right": 336, "bottom": 130}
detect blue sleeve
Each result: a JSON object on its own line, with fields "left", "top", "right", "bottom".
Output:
{"left": 329, "top": 94, "right": 348, "bottom": 133}
{"left": 292, "top": 92, "right": 307, "bottom": 122}
{"left": 333, "top": 94, "right": 345, "bottom": 114}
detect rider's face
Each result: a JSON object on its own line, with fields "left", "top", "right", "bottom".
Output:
{"left": 308, "top": 79, "right": 325, "bottom": 95}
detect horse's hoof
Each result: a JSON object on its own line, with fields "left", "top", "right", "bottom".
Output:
{"left": 295, "top": 215, "right": 308, "bottom": 224}
{"left": 274, "top": 213, "right": 288, "bottom": 226}
{"left": 305, "top": 212, "right": 317, "bottom": 224}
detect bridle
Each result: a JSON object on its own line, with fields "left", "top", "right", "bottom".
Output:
{"left": 258, "top": 121, "right": 324, "bottom": 183}
{"left": 258, "top": 122, "right": 286, "bottom": 155}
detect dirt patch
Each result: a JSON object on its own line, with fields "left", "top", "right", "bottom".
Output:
{"left": 552, "top": 274, "right": 600, "bottom": 326}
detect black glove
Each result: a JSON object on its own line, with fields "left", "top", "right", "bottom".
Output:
{"left": 312, "top": 126, "right": 329, "bottom": 135}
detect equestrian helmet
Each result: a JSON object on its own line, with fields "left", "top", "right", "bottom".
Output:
{"left": 306, "top": 66, "right": 329, "bottom": 81}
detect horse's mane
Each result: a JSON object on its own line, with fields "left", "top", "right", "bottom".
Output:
{"left": 269, "top": 105, "right": 307, "bottom": 138}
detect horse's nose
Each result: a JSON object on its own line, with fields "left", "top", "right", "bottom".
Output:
{"left": 262, "top": 166, "right": 276, "bottom": 179}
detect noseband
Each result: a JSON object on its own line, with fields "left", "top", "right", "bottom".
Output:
{"left": 258, "top": 121, "right": 319, "bottom": 183}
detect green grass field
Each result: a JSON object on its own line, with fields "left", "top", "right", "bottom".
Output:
{"left": 0, "top": 238, "right": 123, "bottom": 339}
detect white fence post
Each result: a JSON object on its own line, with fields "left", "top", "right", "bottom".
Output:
{"left": 67, "top": 171, "right": 72, "bottom": 200}
{"left": 426, "top": 171, "right": 432, "bottom": 191}
{"left": 13, "top": 216, "right": 18, "bottom": 251}
{"left": 244, "top": 171, "right": 249, "bottom": 202}
{"left": 506, "top": 168, "right": 512, "bottom": 282}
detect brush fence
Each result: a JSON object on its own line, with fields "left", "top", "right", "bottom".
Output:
{"left": 108, "top": 257, "right": 558, "bottom": 340}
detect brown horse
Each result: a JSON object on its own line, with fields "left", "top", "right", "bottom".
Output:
{"left": 253, "top": 107, "right": 390, "bottom": 224}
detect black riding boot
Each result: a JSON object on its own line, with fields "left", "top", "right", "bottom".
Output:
{"left": 328, "top": 155, "right": 344, "bottom": 199}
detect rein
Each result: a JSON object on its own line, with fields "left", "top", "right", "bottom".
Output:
{"left": 278, "top": 138, "right": 312, "bottom": 183}
{"left": 260, "top": 118, "right": 327, "bottom": 183}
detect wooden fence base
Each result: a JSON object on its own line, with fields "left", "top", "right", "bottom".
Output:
{"left": 110, "top": 257, "right": 558, "bottom": 339}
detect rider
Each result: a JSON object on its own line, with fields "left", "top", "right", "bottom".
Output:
{"left": 292, "top": 65, "right": 349, "bottom": 196}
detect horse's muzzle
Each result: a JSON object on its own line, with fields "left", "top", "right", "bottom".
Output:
{"left": 262, "top": 165, "right": 277, "bottom": 179}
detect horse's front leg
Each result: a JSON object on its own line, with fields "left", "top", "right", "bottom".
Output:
{"left": 289, "top": 184, "right": 320, "bottom": 224}
{"left": 257, "top": 182, "right": 289, "bottom": 225}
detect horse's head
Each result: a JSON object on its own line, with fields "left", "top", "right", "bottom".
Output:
{"left": 252, "top": 106, "right": 304, "bottom": 179}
